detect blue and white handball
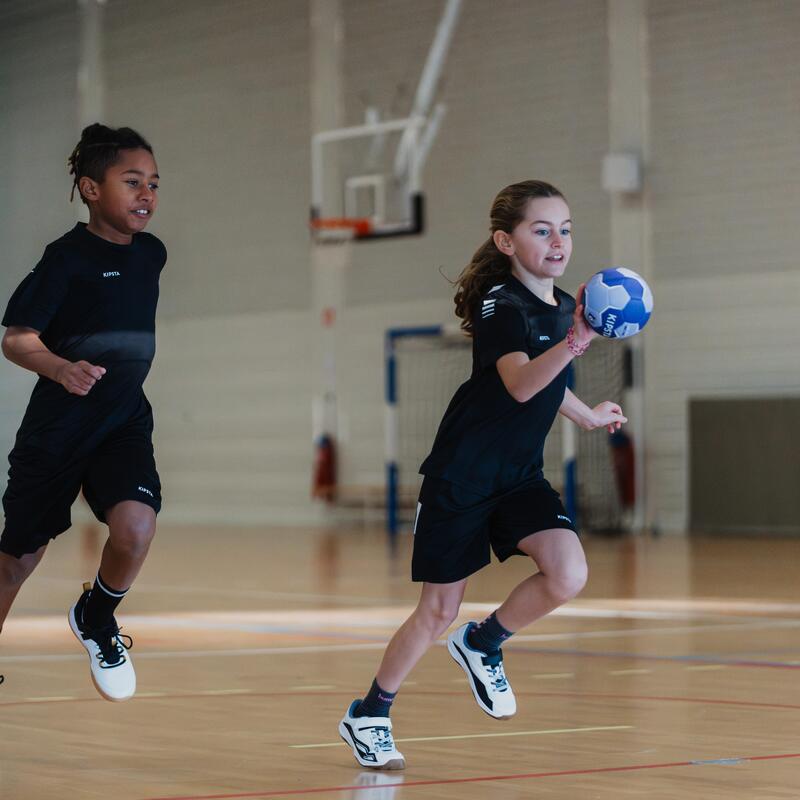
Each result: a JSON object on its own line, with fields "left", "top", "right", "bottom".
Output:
{"left": 583, "top": 268, "right": 654, "bottom": 339}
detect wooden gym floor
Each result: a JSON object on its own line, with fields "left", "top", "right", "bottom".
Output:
{"left": 1, "top": 523, "right": 799, "bottom": 799}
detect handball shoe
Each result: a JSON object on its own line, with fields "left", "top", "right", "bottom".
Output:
{"left": 339, "top": 700, "right": 405, "bottom": 770}
{"left": 68, "top": 583, "right": 136, "bottom": 702}
{"left": 447, "top": 621, "right": 516, "bottom": 719}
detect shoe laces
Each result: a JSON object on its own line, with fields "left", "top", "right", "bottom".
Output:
{"left": 481, "top": 650, "right": 509, "bottom": 692}
{"left": 84, "top": 620, "right": 133, "bottom": 669}
{"left": 367, "top": 725, "right": 396, "bottom": 754}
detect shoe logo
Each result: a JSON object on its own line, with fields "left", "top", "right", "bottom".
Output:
{"left": 103, "top": 271, "right": 121, "bottom": 278}
{"left": 137, "top": 486, "right": 154, "bottom": 497}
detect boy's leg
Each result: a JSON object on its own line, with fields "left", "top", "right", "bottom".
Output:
{"left": 68, "top": 500, "right": 155, "bottom": 702}
{"left": 89, "top": 500, "right": 156, "bottom": 618}
{"left": 0, "top": 545, "right": 47, "bottom": 632}
{"left": 340, "top": 579, "right": 467, "bottom": 770}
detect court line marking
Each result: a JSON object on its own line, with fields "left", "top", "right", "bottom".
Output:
{"left": 609, "top": 669, "right": 652, "bottom": 676}
{"left": 291, "top": 724, "right": 632, "bottom": 749}
{"left": 139, "top": 752, "right": 800, "bottom": 800}
{"left": 4, "top": 688, "right": 800, "bottom": 711}
{"left": 510, "top": 644, "right": 800, "bottom": 669}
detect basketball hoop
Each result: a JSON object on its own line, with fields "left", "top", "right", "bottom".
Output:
{"left": 310, "top": 216, "right": 373, "bottom": 244}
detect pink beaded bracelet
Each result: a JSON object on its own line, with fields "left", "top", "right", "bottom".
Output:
{"left": 566, "top": 326, "right": 590, "bottom": 357}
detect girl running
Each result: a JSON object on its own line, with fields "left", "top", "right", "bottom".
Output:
{"left": 339, "top": 180, "right": 626, "bottom": 769}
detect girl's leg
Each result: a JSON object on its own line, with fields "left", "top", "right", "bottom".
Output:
{"left": 493, "top": 528, "right": 587, "bottom": 634}
{"left": 374, "top": 578, "right": 467, "bottom": 693}
{"left": 0, "top": 545, "right": 47, "bottom": 632}
{"left": 340, "top": 579, "right": 467, "bottom": 770}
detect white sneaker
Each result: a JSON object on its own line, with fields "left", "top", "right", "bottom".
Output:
{"left": 339, "top": 700, "right": 405, "bottom": 770}
{"left": 447, "top": 621, "right": 516, "bottom": 719}
{"left": 68, "top": 583, "right": 136, "bottom": 702}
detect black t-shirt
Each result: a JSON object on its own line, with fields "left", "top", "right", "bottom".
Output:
{"left": 419, "top": 276, "right": 576, "bottom": 497}
{"left": 2, "top": 223, "right": 166, "bottom": 456}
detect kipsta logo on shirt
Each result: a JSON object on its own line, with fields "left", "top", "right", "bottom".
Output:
{"left": 103, "top": 271, "right": 121, "bottom": 278}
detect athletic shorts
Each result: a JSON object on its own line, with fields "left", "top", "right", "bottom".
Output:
{"left": 411, "top": 476, "right": 577, "bottom": 584}
{"left": 1, "top": 420, "right": 161, "bottom": 558}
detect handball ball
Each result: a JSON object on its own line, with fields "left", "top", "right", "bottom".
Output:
{"left": 583, "top": 268, "right": 654, "bottom": 339}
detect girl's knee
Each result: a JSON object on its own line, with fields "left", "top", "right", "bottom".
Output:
{"left": 547, "top": 558, "right": 588, "bottom": 603}
{"left": 419, "top": 599, "right": 461, "bottom": 635}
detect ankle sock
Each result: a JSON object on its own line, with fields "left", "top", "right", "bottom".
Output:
{"left": 466, "top": 611, "right": 514, "bottom": 654}
{"left": 355, "top": 679, "right": 397, "bottom": 718}
{"left": 81, "top": 573, "right": 129, "bottom": 630}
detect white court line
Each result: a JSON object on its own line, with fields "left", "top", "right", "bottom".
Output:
{"left": 4, "top": 618, "right": 800, "bottom": 663}
{"left": 30, "top": 576, "right": 386, "bottom": 606}
{"left": 293, "top": 724, "right": 633, "bottom": 748}
{"left": 609, "top": 669, "right": 651, "bottom": 676}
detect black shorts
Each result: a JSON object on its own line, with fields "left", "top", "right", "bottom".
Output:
{"left": 411, "top": 476, "right": 577, "bottom": 584}
{"left": 1, "top": 420, "right": 161, "bottom": 558}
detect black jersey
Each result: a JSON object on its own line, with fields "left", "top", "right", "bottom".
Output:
{"left": 419, "top": 276, "right": 576, "bottom": 497}
{"left": 2, "top": 223, "right": 166, "bottom": 457}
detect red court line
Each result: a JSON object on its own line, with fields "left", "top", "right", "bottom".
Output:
{"left": 3, "top": 688, "right": 800, "bottom": 711}
{"left": 141, "top": 752, "right": 800, "bottom": 800}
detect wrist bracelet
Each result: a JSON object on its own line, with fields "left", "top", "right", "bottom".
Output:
{"left": 566, "top": 326, "right": 589, "bottom": 356}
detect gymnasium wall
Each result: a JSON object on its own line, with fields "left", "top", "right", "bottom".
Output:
{"left": 1, "top": 0, "right": 798, "bottom": 532}
{"left": 646, "top": 0, "right": 800, "bottom": 532}
{"left": 0, "top": 1, "right": 81, "bottom": 496}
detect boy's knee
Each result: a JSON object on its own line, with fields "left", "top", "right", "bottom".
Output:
{"left": 0, "top": 552, "right": 38, "bottom": 587}
{"left": 110, "top": 514, "right": 156, "bottom": 557}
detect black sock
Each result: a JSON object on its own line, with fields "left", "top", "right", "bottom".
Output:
{"left": 355, "top": 679, "right": 397, "bottom": 718}
{"left": 466, "top": 612, "right": 514, "bottom": 654}
{"left": 81, "top": 573, "right": 129, "bottom": 630}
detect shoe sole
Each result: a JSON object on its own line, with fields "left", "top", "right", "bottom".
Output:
{"left": 67, "top": 604, "right": 134, "bottom": 703}
{"left": 338, "top": 721, "right": 405, "bottom": 770}
{"left": 447, "top": 636, "right": 515, "bottom": 720}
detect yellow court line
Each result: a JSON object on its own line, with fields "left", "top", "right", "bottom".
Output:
{"left": 291, "top": 724, "right": 633, "bottom": 749}
{"left": 288, "top": 684, "right": 336, "bottom": 691}
{"left": 532, "top": 673, "right": 575, "bottom": 680}
{"left": 685, "top": 665, "right": 728, "bottom": 672}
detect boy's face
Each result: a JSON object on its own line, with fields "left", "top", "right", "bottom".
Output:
{"left": 80, "top": 148, "right": 159, "bottom": 243}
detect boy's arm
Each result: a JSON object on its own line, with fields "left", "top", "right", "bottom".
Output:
{"left": 2, "top": 326, "right": 105, "bottom": 396}
{"left": 559, "top": 386, "right": 627, "bottom": 432}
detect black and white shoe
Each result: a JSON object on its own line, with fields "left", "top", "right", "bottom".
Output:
{"left": 447, "top": 621, "right": 516, "bottom": 719}
{"left": 339, "top": 700, "right": 405, "bottom": 770}
{"left": 68, "top": 583, "right": 136, "bottom": 702}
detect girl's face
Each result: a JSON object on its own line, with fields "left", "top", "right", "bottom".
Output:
{"left": 500, "top": 196, "right": 573, "bottom": 282}
{"left": 81, "top": 148, "right": 159, "bottom": 243}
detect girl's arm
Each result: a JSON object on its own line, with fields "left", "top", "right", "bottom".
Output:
{"left": 496, "top": 284, "right": 596, "bottom": 403}
{"left": 559, "top": 387, "right": 627, "bottom": 432}
{"left": 1, "top": 326, "right": 105, "bottom": 396}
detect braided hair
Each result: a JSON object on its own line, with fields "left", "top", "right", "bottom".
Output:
{"left": 67, "top": 123, "right": 153, "bottom": 204}
{"left": 453, "top": 180, "right": 566, "bottom": 335}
